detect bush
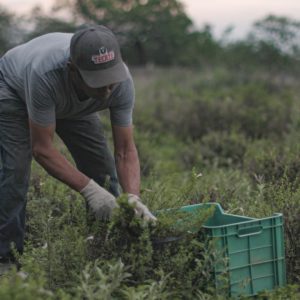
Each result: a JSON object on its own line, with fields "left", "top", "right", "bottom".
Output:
{"left": 12, "top": 187, "right": 229, "bottom": 299}
{"left": 261, "top": 181, "right": 300, "bottom": 283}
{"left": 134, "top": 69, "right": 294, "bottom": 141}
{"left": 199, "top": 131, "right": 248, "bottom": 168}
{"left": 244, "top": 139, "right": 300, "bottom": 187}
{"left": 87, "top": 197, "right": 227, "bottom": 299}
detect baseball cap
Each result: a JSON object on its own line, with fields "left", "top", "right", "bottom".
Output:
{"left": 70, "top": 25, "right": 128, "bottom": 88}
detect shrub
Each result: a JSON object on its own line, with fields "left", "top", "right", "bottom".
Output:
{"left": 134, "top": 71, "right": 294, "bottom": 141}
{"left": 262, "top": 181, "right": 300, "bottom": 283}
{"left": 199, "top": 131, "right": 248, "bottom": 168}
{"left": 244, "top": 139, "right": 300, "bottom": 187}
{"left": 87, "top": 197, "right": 226, "bottom": 299}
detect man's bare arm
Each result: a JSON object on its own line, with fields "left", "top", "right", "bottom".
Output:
{"left": 29, "top": 119, "right": 89, "bottom": 192}
{"left": 112, "top": 125, "right": 140, "bottom": 196}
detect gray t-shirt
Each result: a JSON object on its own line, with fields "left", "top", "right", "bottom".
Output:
{"left": 0, "top": 32, "right": 134, "bottom": 127}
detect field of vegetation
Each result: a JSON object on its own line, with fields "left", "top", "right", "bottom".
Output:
{"left": 1, "top": 0, "right": 300, "bottom": 298}
{"left": 1, "top": 65, "right": 300, "bottom": 299}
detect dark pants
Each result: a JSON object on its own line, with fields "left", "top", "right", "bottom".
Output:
{"left": 0, "top": 74, "right": 119, "bottom": 258}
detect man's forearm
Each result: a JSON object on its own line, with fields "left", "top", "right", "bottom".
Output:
{"left": 33, "top": 146, "right": 89, "bottom": 192}
{"left": 115, "top": 146, "right": 140, "bottom": 196}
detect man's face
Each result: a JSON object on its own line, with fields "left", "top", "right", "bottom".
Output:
{"left": 81, "top": 82, "right": 114, "bottom": 100}
{"left": 68, "top": 61, "right": 115, "bottom": 100}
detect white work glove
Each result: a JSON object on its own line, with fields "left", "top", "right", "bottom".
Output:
{"left": 80, "top": 179, "right": 118, "bottom": 220}
{"left": 128, "top": 194, "right": 157, "bottom": 222}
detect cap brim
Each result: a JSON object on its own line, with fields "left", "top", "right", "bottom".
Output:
{"left": 78, "top": 61, "right": 129, "bottom": 88}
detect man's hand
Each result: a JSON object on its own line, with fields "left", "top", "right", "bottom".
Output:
{"left": 80, "top": 180, "right": 156, "bottom": 222}
{"left": 128, "top": 194, "right": 157, "bottom": 222}
{"left": 80, "top": 179, "right": 118, "bottom": 220}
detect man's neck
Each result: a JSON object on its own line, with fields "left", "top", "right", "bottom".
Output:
{"left": 74, "top": 84, "right": 89, "bottom": 101}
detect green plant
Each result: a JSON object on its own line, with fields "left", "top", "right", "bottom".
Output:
{"left": 200, "top": 131, "right": 248, "bottom": 168}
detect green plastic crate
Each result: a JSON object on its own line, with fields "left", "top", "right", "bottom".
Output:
{"left": 178, "top": 203, "right": 286, "bottom": 297}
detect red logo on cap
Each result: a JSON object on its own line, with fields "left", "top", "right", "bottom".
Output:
{"left": 91, "top": 47, "right": 115, "bottom": 64}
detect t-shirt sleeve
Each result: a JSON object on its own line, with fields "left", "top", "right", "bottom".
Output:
{"left": 109, "top": 75, "right": 135, "bottom": 127}
{"left": 25, "top": 71, "right": 56, "bottom": 126}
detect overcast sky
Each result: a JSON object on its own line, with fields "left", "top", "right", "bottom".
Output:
{"left": 1, "top": 0, "right": 300, "bottom": 38}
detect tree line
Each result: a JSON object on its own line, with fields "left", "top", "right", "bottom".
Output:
{"left": 1, "top": 0, "right": 300, "bottom": 72}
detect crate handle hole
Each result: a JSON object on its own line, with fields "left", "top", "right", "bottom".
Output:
{"left": 237, "top": 225, "right": 263, "bottom": 238}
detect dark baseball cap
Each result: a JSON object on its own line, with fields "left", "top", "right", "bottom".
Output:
{"left": 70, "top": 25, "right": 128, "bottom": 88}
